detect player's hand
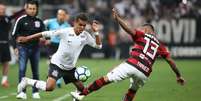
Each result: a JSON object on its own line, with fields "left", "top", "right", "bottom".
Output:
{"left": 176, "top": 76, "right": 186, "bottom": 86}
{"left": 112, "top": 8, "right": 117, "bottom": 19}
{"left": 91, "top": 20, "right": 100, "bottom": 32}
{"left": 14, "top": 48, "right": 19, "bottom": 56}
{"left": 112, "top": 8, "right": 119, "bottom": 20}
{"left": 16, "top": 36, "right": 29, "bottom": 43}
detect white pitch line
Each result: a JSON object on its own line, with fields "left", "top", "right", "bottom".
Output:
{"left": 52, "top": 93, "right": 71, "bottom": 101}
{"left": 0, "top": 92, "right": 17, "bottom": 99}
{"left": 9, "top": 92, "right": 17, "bottom": 96}
{"left": 0, "top": 96, "right": 8, "bottom": 99}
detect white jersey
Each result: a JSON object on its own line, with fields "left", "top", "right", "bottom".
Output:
{"left": 42, "top": 27, "right": 101, "bottom": 70}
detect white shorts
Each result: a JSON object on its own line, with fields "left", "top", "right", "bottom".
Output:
{"left": 107, "top": 62, "right": 148, "bottom": 90}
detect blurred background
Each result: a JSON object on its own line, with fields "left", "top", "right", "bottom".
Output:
{"left": 0, "top": 0, "right": 201, "bottom": 101}
{"left": 1, "top": 0, "right": 201, "bottom": 60}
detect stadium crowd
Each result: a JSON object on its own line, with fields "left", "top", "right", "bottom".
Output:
{"left": 1, "top": 0, "right": 200, "bottom": 59}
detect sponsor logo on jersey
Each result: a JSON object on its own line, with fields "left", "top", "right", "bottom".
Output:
{"left": 69, "top": 34, "right": 74, "bottom": 36}
{"left": 80, "top": 35, "right": 85, "bottom": 38}
{"left": 34, "top": 21, "right": 41, "bottom": 28}
{"left": 67, "top": 40, "right": 72, "bottom": 43}
{"left": 24, "top": 22, "right": 28, "bottom": 26}
{"left": 137, "top": 61, "right": 149, "bottom": 72}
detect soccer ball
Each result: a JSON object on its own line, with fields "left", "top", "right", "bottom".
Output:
{"left": 74, "top": 66, "right": 91, "bottom": 82}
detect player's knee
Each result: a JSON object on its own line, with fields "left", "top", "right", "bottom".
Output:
{"left": 46, "top": 84, "right": 55, "bottom": 91}
{"left": 103, "top": 76, "right": 110, "bottom": 83}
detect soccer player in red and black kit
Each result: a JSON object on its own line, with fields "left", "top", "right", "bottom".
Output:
{"left": 71, "top": 8, "right": 186, "bottom": 101}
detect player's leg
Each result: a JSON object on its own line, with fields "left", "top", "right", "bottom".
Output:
{"left": 70, "top": 76, "right": 110, "bottom": 100}
{"left": 1, "top": 61, "right": 9, "bottom": 87}
{"left": 123, "top": 66, "right": 148, "bottom": 101}
{"left": 122, "top": 79, "right": 138, "bottom": 101}
{"left": 18, "top": 63, "right": 61, "bottom": 93}
{"left": 64, "top": 68, "right": 86, "bottom": 101}
{"left": 18, "top": 76, "right": 56, "bottom": 92}
{"left": 1, "top": 44, "right": 11, "bottom": 87}
{"left": 73, "top": 81, "right": 85, "bottom": 92}
{"left": 71, "top": 62, "right": 131, "bottom": 100}
{"left": 81, "top": 76, "right": 110, "bottom": 95}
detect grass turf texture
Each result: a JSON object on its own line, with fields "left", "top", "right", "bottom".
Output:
{"left": 0, "top": 58, "right": 200, "bottom": 101}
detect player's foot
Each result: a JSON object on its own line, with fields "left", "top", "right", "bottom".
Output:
{"left": 32, "top": 92, "right": 40, "bottom": 99}
{"left": 1, "top": 80, "right": 9, "bottom": 88}
{"left": 16, "top": 92, "right": 27, "bottom": 99}
{"left": 17, "top": 77, "right": 28, "bottom": 93}
{"left": 70, "top": 91, "right": 85, "bottom": 101}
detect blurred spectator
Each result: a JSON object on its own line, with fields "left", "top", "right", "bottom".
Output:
{"left": 0, "top": 2, "right": 24, "bottom": 88}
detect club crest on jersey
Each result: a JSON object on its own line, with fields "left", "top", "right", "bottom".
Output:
{"left": 34, "top": 21, "right": 40, "bottom": 28}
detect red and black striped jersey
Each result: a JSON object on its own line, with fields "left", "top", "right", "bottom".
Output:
{"left": 126, "top": 30, "right": 170, "bottom": 77}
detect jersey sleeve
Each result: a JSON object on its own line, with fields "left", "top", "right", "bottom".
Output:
{"left": 41, "top": 28, "right": 66, "bottom": 38}
{"left": 12, "top": 16, "right": 24, "bottom": 39}
{"left": 132, "top": 29, "right": 144, "bottom": 40}
{"left": 85, "top": 31, "right": 102, "bottom": 49}
{"left": 85, "top": 32, "right": 96, "bottom": 47}
{"left": 157, "top": 43, "right": 170, "bottom": 58}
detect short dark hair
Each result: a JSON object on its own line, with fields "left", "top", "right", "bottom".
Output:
{"left": 142, "top": 23, "right": 155, "bottom": 32}
{"left": 75, "top": 13, "right": 88, "bottom": 22}
{"left": 26, "top": 0, "right": 39, "bottom": 8}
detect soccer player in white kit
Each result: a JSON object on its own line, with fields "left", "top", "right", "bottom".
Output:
{"left": 16, "top": 13, "right": 102, "bottom": 98}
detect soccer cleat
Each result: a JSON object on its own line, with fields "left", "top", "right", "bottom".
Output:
{"left": 32, "top": 92, "right": 40, "bottom": 99}
{"left": 70, "top": 91, "right": 85, "bottom": 101}
{"left": 1, "top": 80, "right": 9, "bottom": 88}
{"left": 16, "top": 92, "right": 27, "bottom": 99}
{"left": 17, "top": 77, "right": 28, "bottom": 93}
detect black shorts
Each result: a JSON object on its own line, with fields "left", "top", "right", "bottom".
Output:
{"left": 48, "top": 63, "right": 78, "bottom": 84}
{"left": 0, "top": 44, "right": 11, "bottom": 63}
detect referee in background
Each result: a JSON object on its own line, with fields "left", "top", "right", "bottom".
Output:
{"left": 12, "top": 0, "right": 45, "bottom": 99}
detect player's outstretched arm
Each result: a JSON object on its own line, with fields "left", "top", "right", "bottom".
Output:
{"left": 165, "top": 57, "right": 186, "bottom": 86}
{"left": 17, "top": 30, "right": 62, "bottom": 43}
{"left": 16, "top": 32, "right": 43, "bottom": 43}
{"left": 112, "top": 8, "right": 135, "bottom": 37}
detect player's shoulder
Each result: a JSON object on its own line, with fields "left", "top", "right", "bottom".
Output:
{"left": 81, "top": 30, "right": 91, "bottom": 36}
{"left": 60, "top": 27, "right": 74, "bottom": 33}
{"left": 135, "top": 29, "right": 145, "bottom": 36}
{"left": 16, "top": 15, "right": 27, "bottom": 22}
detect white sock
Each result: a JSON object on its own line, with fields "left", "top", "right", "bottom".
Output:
{"left": 26, "top": 78, "right": 46, "bottom": 91}
{"left": 35, "top": 81, "right": 47, "bottom": 91}
{"left": 1, "top": 76, "right": 7, "bottom": 84}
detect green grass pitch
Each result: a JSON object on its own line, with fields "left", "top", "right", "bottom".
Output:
{"left": 0, "top": 58, "right": 200, "bottom": 101}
